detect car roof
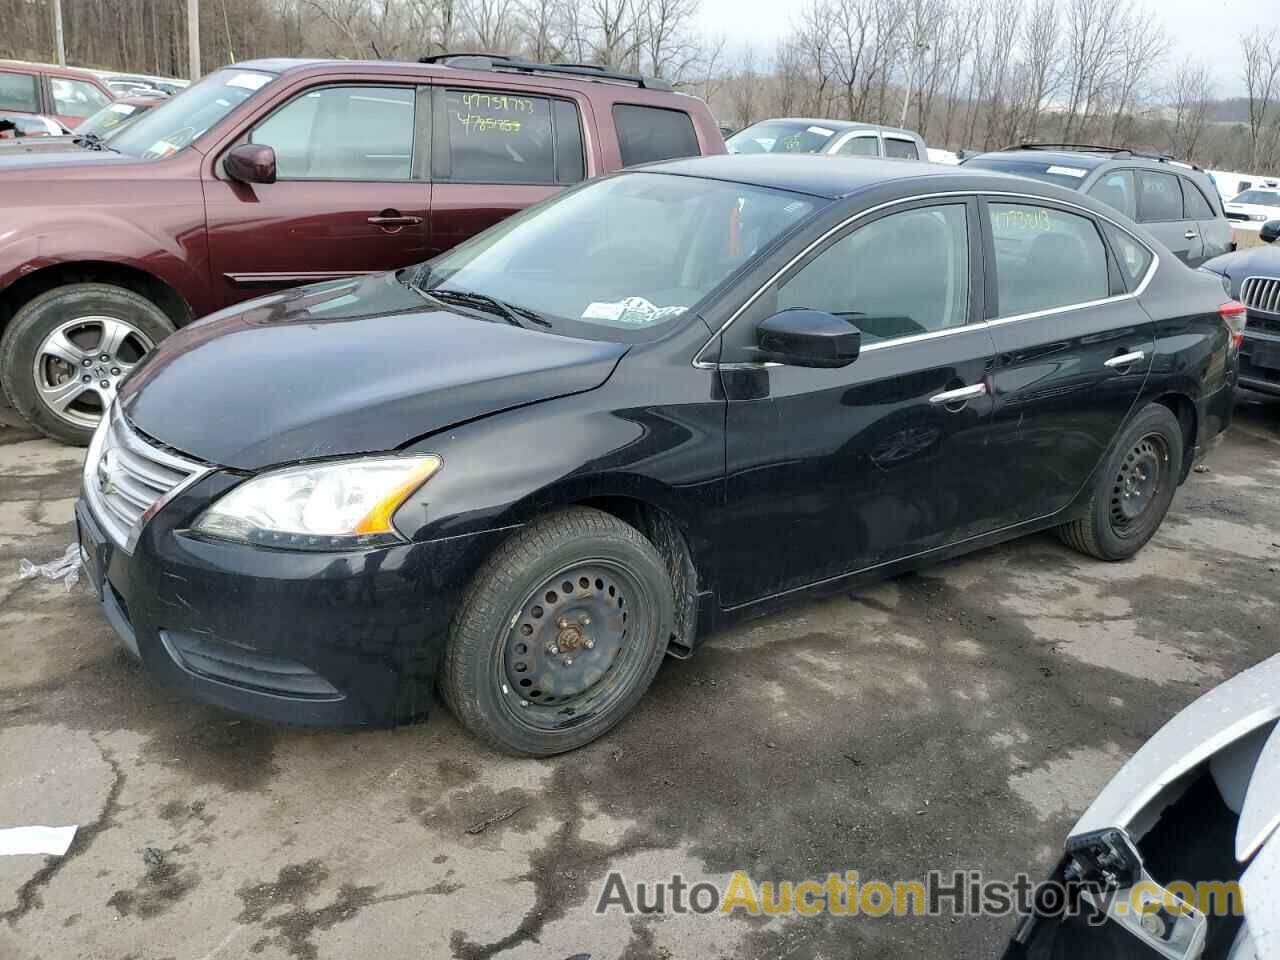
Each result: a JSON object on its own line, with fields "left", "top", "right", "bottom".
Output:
{"left": 973, "top": 148, "right": 1209, "bottom": 179}
{"left": 640, "top": 154, "right": 1053, "bottom": 200}
{"left": 745, "top": 117, "right": 920, "bottom": 138}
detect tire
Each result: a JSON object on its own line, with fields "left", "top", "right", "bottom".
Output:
{"left": 1057, "top": 403, "right": 1184, "bottom": 561}
{"left": 0, "top": 283, "right": 175, "bottom": 445}
{"left": 442, "top": 507, "right": 675, "bottom": 756}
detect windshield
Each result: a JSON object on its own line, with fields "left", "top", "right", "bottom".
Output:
{"left": 77, "top": 101, "right": 155, "bottom": 139}
{"left": 962, "top": 157, "right": 1092, "bottom": 189}
{"left": 109, "top": 68, "right": 274, "bottom": 159}
{"left": 727, "top": 121, "right": 839, "bottom": 155}
{"left": 1232, "top": 190, "right": 1280, "bottom": 207}
{"left": 410, "top": 172, "right": 824, "bottom": 342}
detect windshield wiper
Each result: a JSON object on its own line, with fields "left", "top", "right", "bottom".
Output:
{"left": 74, "top": 133, "right": 117, "bottom": 153}
{"left": 419, "top": 285, "right": 552, "bottom": 329}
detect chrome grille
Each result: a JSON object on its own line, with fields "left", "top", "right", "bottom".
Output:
{"left": 83, "top": 408, "right": 205, "bottom": 552}
{"left": 1242, "top": 276, "right": 1280, "bottom": 317}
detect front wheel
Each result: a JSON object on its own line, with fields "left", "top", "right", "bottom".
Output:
{"left": 1057, "top": 403, "right": 1184, "bottom": 561}
{"left": 442, "top": 507, "right": 675, "bottom": 756}
{"left": 0, "top": 283, "right": 175, "bottom": 445}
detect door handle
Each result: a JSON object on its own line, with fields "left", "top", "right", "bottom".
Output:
{"left": 1183, "top": 230, "right": 1198, "bottom": 240}
{"left": 368, "top": 213, "right": 423, "bottom": 227}
{"left": 929, "top": 382, "right": 987, "bottom": 406}
{"left": 1104, "top": 351, "right": 1146, "bottom": 369}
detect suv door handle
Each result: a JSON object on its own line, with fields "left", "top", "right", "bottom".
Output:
{"left": 929, "top": 383, "right": 987, "bottom": 406}
{"left": 1104, "top": 351, "right": 1146, "bottom": 369}
{"left": 368, "top": 212, "right": 423, "bottom": 227}
{"left": 1183, "top": 230, "right": 1198, "bottom": 240}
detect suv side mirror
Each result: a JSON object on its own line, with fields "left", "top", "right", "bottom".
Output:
{"left": 756, "top": 309, "right": 861, "bottom": 368}
{"left": 1261, "top": 220, "right": 1280, "bottom": 244}
{"left": 225, "top": 143, "right": 277, "bottom": 184}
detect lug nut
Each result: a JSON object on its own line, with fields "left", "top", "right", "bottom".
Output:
{"left": 547, "top": 644, "right": 560, "bottom": 655}
{"left": 99, "top": 380, "right": 110, "bottom": 388}
{"left": 99, "top": 354, "right": 109, "bottom": 361}
{"left": 558, "top": 617, "right": 569, "bottom": 629}
{"left": 81, "top": 374, "right": 91, "bottom": 383}
{"left": 81, "top": 358, "right": 92, "bottom": 367}
{"left": 579, "top": 614, "right": 591, "bottom": 626}
{"left": 110, "top": 367, "right": 120, "bottom": 375}
{"left": 564, "top": 657, "right": 574, "bottom": 666}
{"left": 519, "top": 699, "right": 529, "bottom": 707}
{"left": 584, "top": 638, "right": 595, "bottom": 649}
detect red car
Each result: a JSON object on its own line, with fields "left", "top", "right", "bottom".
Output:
{"left": 0, "top": 60, "right": 115, "bottom": 130}
{"left": 0, "top": 55, "right": 724, "bottom": 443}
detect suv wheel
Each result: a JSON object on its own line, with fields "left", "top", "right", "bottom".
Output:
{"left": 442, "top": 507, "right": 675, "bottom": 756}
{"left": 0, "top": 283, "right": 175, "bottom": 445}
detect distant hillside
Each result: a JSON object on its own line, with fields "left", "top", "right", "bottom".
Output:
{"left": 1205, "top": 98, "right": 1253, "bottom": 123}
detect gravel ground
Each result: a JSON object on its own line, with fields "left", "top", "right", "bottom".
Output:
{"left": 0, "top": 395, "right": 1277, "bottom": 960}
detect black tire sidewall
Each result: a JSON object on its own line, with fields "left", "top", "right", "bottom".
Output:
{"left": 1089, "top": 404, "right": 1184, "bottom": 560}
{"left": 0, "top": 283, "right": 175, "bottom": 445}
{"left": 447, "top": 513, "right": 675, "bottom": 755}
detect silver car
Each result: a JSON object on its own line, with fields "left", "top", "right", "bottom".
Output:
{"left": 726, "top": 118, "right": 928, "bottom": 162}
{"left": 1005, "top": 654, "right": 1280, "bottom": 959}
{"left": 964, "top": 145, "right": 1233, "bottom": 268}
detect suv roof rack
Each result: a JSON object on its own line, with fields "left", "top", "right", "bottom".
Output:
{"left": 418, "top": 53, "right": 674, "bottom": 92}
{"left": 1013, "top": 142, "right": 1203, "bottom": 172}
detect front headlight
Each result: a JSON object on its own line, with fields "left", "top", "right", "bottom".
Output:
{"left": 192, "top": 455, "right": 441, "bottom": 550}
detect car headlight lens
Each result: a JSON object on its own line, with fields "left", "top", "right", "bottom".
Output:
{"left": 193, "top": 455, "right": 441, "bottom": 549}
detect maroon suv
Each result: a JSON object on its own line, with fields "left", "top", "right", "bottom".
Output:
{"left": 0, "top": 55, "right": 724, "bottom": 443}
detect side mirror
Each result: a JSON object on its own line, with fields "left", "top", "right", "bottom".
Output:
{"left": 757, "top": 309, "right": 861, "bottom": 368}
{"left": 225, "top": 143, "right": 277, "bottom": 184}
{"left": 1261, "top": 219, "right": 1280, "bottom": 244}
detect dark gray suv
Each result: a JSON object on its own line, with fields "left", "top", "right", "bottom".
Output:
{"left": 962, "top": 144, "right": 1232, "bottom": 267}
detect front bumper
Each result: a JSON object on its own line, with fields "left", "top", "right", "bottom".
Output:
{"left": 77, "top": 472, "right": 512, "bottom": 727}
{"left": 1239, "top": 328, "right": 1280, "bottom": 396}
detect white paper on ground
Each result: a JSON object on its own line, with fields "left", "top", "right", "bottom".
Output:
{"left": 0, "top": 825, "right": 78, "bottom": 857}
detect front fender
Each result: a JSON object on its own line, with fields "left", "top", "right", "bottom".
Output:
{"left": 395, "top": 389, "right": 725, "bottom": 583}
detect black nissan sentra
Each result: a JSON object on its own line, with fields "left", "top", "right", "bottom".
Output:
{"left": 77, "top": 156, "right": 1243, "bottom": 755}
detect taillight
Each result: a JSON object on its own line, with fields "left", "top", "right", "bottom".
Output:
{"left": 1220, "top": 300, "right": 1247, "bottom": 350}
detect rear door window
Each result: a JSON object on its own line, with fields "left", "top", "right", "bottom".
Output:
{"left": 1087, "top": 170, "right": 1137, "bottom": 220}
{"left": 439, "top": 89, "right": 584, "bottom": 184}
{"left": 0, "top": 71, "right": 39, "bottom": 112}
{"left": 989, "top": 203, "right": 1110, "bottom": 317}
{"left": 883, "top": 136, "right": 919, "bottom": 160}
{"left": 1136, "top": 171, "right": 1184, "bottom": 222}
{"left": 612, "top": 104, "right": 699, "bottom": 166}
{"left": 1180, "top": 178, "right": 1216, "bottom": 219}
{"left": 251, "top": 85, "right": 416, "bottom": 180}
{"left": 50, "top": 77, "right": 111, "bottom": 118}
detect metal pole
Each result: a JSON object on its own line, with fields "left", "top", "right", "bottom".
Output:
{"left": 188, "top": 0, "right": 201, "bottom": 81}
{"left": 50, "top": 0, "right": 66, "bottom": 66}
{"left": 899, "top": 54, "right": 915, "bottom": 129}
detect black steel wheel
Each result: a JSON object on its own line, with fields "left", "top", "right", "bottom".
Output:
{"left": 442, "top": 507, "right": 675, "bottom": 755}
{"left": 1058, "top": 403, "right": 1183, "bottom": 561}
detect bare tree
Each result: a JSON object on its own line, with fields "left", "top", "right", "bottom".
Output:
{"left": 1165, "top": 59, "right": 1213, "bottom": 162}
{"left": 1243, "top": 29, "right": 1280, "bottom": 170}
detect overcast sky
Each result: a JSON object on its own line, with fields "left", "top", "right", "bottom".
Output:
{"left": 695, "top": 0, "right": 1280, "bottom": 98}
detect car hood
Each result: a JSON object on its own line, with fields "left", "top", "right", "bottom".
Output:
{"left": 1202, "top": 246, "right": 1280, "bottom": 289}
{"left": 118, "top": 273, "right": 628, "bottom": 471}
{"left": 0, "top": 136, "right": 86, "bottom": 155}
{"left": 0, "top": 147, "right": 140, "bottom": 172}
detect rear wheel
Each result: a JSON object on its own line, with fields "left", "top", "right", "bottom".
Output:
{"left": 1057, "top": 403, "right": 1183, "bottom": 561}
{"left": 0, "top": 283, "right": 174, "bottom": 445}
{"left": 442, "top": 507, "right": 675, "bottom": 756}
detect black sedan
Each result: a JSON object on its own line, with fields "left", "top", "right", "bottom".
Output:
{"left": 1202, "top": 237, "right": 1280, "bottom": 397}
{"left": 78, "top": 156, "right": 1240, "bottom": 755}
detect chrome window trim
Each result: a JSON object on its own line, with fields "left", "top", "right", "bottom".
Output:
{"left": 692, "top": 188, "right": 1160, "bottom": 369}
